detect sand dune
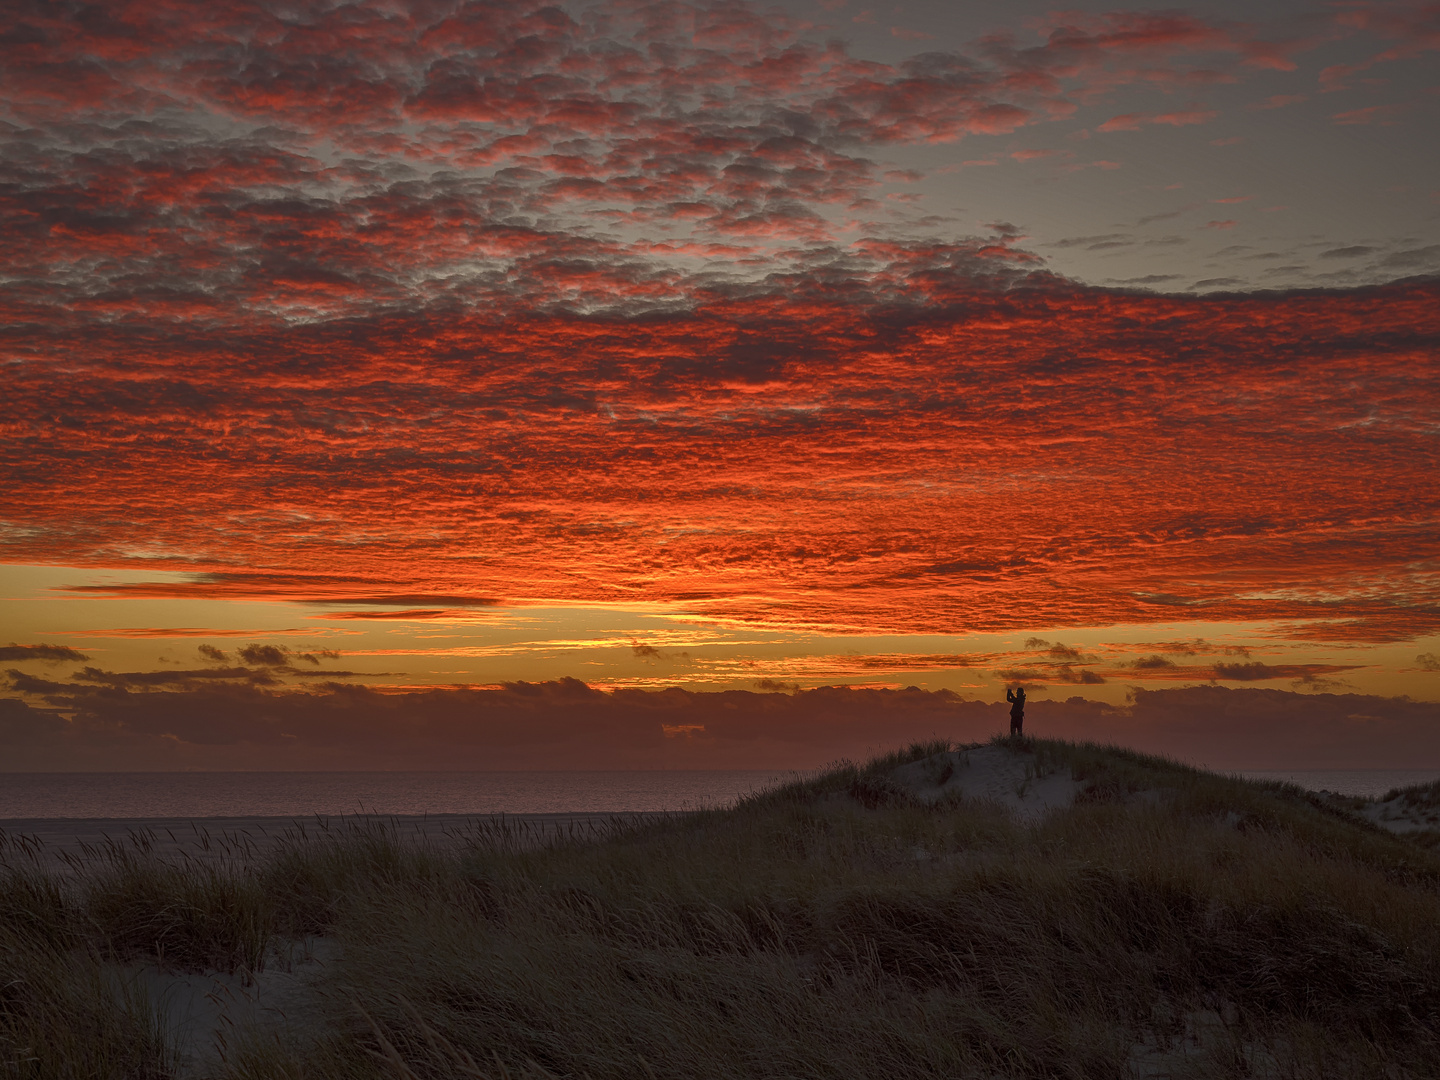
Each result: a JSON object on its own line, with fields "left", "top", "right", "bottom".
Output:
{"left": 0, "top": 812, "right": 665, "bottom": 872}
{"left": 890, "top": 745, "right": 1084, "bottom": 821}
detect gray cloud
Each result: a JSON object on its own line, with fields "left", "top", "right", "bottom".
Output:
{"left": 1109, "top": 274, "right": 1181, "bottom": 285}
{"left": 1380, "top": 245, "right": 1440, "bottom": 270}
{"left": 1049, "top": 233, "right": 1131, "bottom": 250}
{"left": 1213, "top": 662, "right": 1281, "bottom": 681}
{"left": 0, "top": 682, "right": 1437, "bottom": 770}
{"left": 0, "top": 643, "right": 89, "bottom": 663}
{"left": 1133, "top": 654, "right": 1176, "bottom": 669}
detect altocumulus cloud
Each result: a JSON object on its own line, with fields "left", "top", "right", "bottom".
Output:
{"left": 5, "top": 279, "right": 1439, "bottom": 642}
{"left": 1, "top": 0, "right": 1438, "bottom": 652}
{"left": 0, "top": 0, "right": 1341, "bottom": 321}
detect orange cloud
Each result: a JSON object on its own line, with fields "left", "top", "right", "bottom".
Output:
{"left": 59, "top": 627, "right": 320, "bottom": 637}
{"left": 3, "top": 0, "right": 1438, "bottom": 669}
{"left": 4, "top": 277, "right": 1438, "bottom": 643}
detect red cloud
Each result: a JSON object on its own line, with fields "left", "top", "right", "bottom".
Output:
{"left": 0, "top": 0, "right": 1331, "bottom": 314}
{"left": 1097, "top": 113, "right": 1145, "bottom": 131}
{"left": 3, "top": 277, "right": 1438, "bottom": 642}
{"left": 1321, "top": 1, "right": 1440, "bottom": 90}
{"left": 1248, "top": 93, "right": 1307, "bottom": 110}
{"left": 1331, "top": 102, "right": 1411, "bottom": 125}
{"left": 2, "top": 0, "right": 1438, "bottom": 654}
{"left": 1098, "top": 108, "right": 1217, "bottom": 131}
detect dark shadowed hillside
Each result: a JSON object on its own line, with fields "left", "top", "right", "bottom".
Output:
{"left": 4, "top": 738, "right": 1440, "bottom": 1079}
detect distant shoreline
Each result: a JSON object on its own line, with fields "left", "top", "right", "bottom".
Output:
{"left": 3, "top": 767, "right": 1440, "bottom": 819}
{"left": 0, "top": 769, "right": 793, "bottom": 820}
{"left": 0, "top": 812, "right": 673, "bottom": 871}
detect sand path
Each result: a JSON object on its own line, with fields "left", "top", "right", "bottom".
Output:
{"left": 890, "top": 746, "right": 1083, "bottom": 821}
{"left": 1357, "top": 797, "right": 1440, "bottom": 834}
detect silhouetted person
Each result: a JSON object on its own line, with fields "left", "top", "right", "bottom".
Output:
{"left": 1006, "top": 686, "right": 1026, "bottom": 736}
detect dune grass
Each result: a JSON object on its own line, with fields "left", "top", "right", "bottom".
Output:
{"left": 4, "top": 737, "right": 1440, "bottom": 1079}
{"left": 1381, "top": 777, "right": 1440, "bottom": 806}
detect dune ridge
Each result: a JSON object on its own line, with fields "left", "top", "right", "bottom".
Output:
{"left": 4, "top": 737, "right": 1440, "bottom": 1078}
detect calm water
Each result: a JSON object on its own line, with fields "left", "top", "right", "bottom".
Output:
{"left": 0, "top": 771, "right": 797, "bottom": 820}
{"left": 3, "top": 768, "right": 1437, "bottom": 821}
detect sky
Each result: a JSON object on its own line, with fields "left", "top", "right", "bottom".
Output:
{"left": 1, "top": 0, "right": 1438, "bottom": 770}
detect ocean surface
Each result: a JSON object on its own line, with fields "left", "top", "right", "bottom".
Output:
{"left": 0, "top": 771, "right": 798, "bottom": 820}
{"left": 2, "top": 768, "right": 1438, "bottom": 820}
{"left": 1235, "top": 770, "right": 1440, "bottom": 800}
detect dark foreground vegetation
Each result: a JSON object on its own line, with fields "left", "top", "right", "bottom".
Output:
{"left": 4, "top": 738, "right": 1440, "bottom": 1079}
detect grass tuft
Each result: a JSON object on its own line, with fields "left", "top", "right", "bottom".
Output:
{"left": 6, "top": 739, "right": 1440, "bottom": 1078}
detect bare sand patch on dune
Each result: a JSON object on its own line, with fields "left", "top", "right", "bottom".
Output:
{"left": 4, "top": 814, "right": 665, "bottom": 1074}
{"left": 889, "top": 744, "right": 1084, "bottom": 822}
{"left": 124, "top": 939, "right": 336, "bottom": 1079}
{"left": 1361, "top": 800, "right": 1440, "bottom": 834}
{"left": 1352, "top": 782, "right": 1440, "bottom": 837}
{"left": 10, "top": 742, "right": 1440, "bottom": 1076}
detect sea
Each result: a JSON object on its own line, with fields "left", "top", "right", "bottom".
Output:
{"left": 1, "top": 768, "right": 1437, "bottom": 821}
{"left": 1236, "top": 770, "right": 1440, "bottom": 800}
{"left": 0, "top": 771, "right": 797, "bottom": 820}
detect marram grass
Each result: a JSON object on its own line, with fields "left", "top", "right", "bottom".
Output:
{"left": 4, "top": 737, "right": 1440, "bottom": 1079}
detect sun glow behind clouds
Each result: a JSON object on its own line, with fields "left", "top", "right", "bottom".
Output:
{"left": 5, "top": 285, "right": 1438, "bottom": 646}
{"left": 3, "top": 565, "right": 1437, "bottom": 705}
{"left": 2, "top": 0, "right": 1439, "bottom": 768}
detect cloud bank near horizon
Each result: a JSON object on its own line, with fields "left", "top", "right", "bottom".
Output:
{"left": 2, "top": 678, "right": 1437, "bottom": 771}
